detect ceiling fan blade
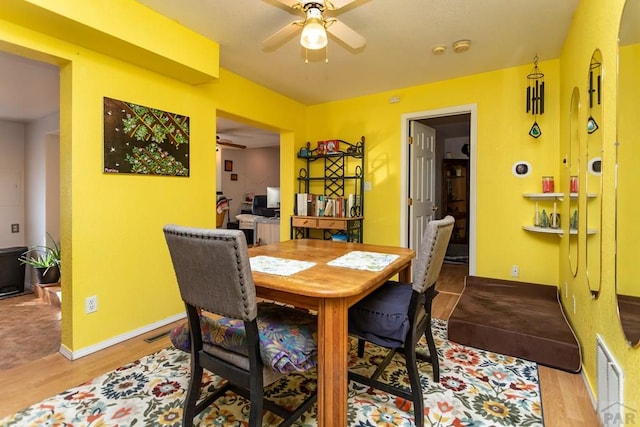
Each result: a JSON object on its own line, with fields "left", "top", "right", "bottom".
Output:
{"left": 325, "top": 0, "right": 358, "bottom": 10}
{"left": 217, "top": 135, "right": 247, "bottom": 150}
{"left": 217, "top": 140, "right": 247, "bottom": 150}
{"left": 272, "top": 0, "right": 303, "bottom": 9}
{"left": 326, "top": 19, "right": 366, "bottom": 49}
{"left": 262, "top": 20, "right": 304, "bottom": 49}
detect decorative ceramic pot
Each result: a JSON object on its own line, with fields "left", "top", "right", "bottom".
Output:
{"left": 35, "top": 266, "right": 60, "bottom": 284}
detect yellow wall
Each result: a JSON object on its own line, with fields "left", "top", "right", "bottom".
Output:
{"left": 616, "top": 44, "right": 640, "bottom": 297}
{"left": 0, "top": 1, "right": 306, "bottom": 351}
{"left": 559, "top": 0, "right": 639, "bottom": 408}
{"left": 308, "top": 0, "right": 640, "bottom": 407}
{"left": 308, "top": 63, "right": 562, "bottom": 285}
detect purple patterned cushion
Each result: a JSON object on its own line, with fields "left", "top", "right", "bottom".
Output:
{"left": 170, "top": 303, "right": 318, "bottom": 374}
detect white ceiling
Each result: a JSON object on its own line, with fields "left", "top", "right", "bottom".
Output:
{"left": 0, "top": 0, "right": 579, "bottom": 147}
{"left": 0, "top": 51, "right": 59, "bottom": 122}
{"left": 217, "top": 116, "right": 280, "bottom": 149}
{"left": 136, "top": 0, "right": 579, "bottom": 105}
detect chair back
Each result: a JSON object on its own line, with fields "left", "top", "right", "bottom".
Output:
{"left": 412, "top": 216, "right": 455, "bottom": 293}
{"left": 163, "top": 225, "right": 257, "bottom": 321}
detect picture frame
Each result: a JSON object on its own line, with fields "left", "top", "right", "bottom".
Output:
{"left": 231, "top": 173, "right": 238, "bottom": 181}
{"left": 103, "top": 97, "right": 190, "bottom": 176}
{"left": 325, "top": 139, "right": 339, "bottom": 153}
{"left": 224, "top": 160, "right": 233, "bottom": 172}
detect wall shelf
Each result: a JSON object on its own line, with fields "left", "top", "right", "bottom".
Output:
{"left": 523, "top": 225, "right": 597, "bottom": 236}
{"left": 523, "top": 192, "right": 598, "bottom": 200}
{"left": 522, "top": 192, "right": 599, "bottom": 236}
{"left": 523, "top": 192, "right": 564, "bottom": 199}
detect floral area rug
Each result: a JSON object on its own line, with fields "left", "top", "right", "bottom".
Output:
{"left": 0, "top": 319, "right": 543, "bottom": 426}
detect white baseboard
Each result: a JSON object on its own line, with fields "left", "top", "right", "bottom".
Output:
{"left": 58, "top": 312, "right": 187, "bottom": 361}
{"left": 583, "top": 369, "right": 597, "bottom": 410}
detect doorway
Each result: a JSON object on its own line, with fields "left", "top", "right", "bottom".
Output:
{"left": 401, "top": 104, "right": 477, "bottom": 275}
{"left": 215, "top": 113, "right": 280, "bottom": 243}
{"left": 0, "top": 50, "right": 61, "bottom": 369}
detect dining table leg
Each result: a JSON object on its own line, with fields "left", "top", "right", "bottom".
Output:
{"left": 398, "top": 263, "right": 412, "bottom": 283}
{"left": 317, "top": 297, "right": 349, "bottom": 427}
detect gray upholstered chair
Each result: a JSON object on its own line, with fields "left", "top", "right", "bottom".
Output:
{"left": 163, "top": 225, "right": 317, "bottom": 427}
{"left": 348, "top": 216, "right": 454, "bottom": 427}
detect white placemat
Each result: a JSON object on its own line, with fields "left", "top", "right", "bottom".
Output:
{"left": 327, "top": 251, "right": 400, "bottom": 272}
{"left": 250, "top": 256, "right": 316, "bottom": 276}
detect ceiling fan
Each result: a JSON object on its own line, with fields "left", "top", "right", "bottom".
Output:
{"left": 216, "top": 135, "right": 246, "bottom": 150}
{"left": 263, "top": 0, "right": 366, "bottom": 51}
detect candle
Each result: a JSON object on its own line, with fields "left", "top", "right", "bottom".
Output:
{"left": 535, "top": 202, "right": 539, "bottom": 226}
{"left": 553, "top": 201, "right": 557, "bottom": 218}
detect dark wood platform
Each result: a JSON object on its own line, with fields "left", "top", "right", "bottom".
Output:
{"left": 448, "top": 276, "right": 581, "bottom": 373}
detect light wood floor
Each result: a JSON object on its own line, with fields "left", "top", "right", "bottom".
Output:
{"left": 0, "top": 264, "right": 600, "bottom": 426}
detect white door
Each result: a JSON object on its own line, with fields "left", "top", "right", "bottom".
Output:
{"left": 409, "top": 121, "right": 436, "bottom": 255}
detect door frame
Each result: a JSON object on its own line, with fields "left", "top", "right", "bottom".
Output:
{"left": 400, "top": 104, "right": 478, "bottom": 275}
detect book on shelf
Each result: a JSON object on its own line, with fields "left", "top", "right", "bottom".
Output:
{"left": 294, "top": 193, "right": 360, "bottom": 218}
{"left": 324, "top": 198, "right": 334, "bottom": 216}
{"left": 295, "top": 193, "right": 307, "bottom": 216}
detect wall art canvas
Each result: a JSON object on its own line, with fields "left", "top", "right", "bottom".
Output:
{"left": 103, "top": 97, "right": 190, "bottom": 176}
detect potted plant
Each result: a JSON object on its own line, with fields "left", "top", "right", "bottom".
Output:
{"left": 18, "top": 233, "right": 61, "bottom": 284}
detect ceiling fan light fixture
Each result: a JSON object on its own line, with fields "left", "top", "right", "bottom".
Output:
{"left": 301, "top": 19, "right": 327, "bottom": 49}
{"left": 300, "top": 7, "right": 328, "bottom": 50}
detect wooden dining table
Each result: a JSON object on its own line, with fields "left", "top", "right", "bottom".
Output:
{"left": 248, "top": 239, "right": 415, "bottom": 427}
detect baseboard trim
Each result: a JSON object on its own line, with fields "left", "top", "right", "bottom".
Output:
{"left": 582, "top": 369, "right": 597, "bottom": 410}
{"left": 58, "top": 312, "right": 186, "bottom": 361}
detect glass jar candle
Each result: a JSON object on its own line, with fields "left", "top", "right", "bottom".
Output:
{"left": 570, "top": 176, "right": 579, "bottom": 193}
{"left": 542, "top": 176, "right": 555, "bottom": 193}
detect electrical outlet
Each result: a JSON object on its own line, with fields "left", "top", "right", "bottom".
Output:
{"left": 511, "top": 265, "right": 519, "bottom": 278}
{"left": 86, "top": 296, "right": 98, "bottom": 314}
{"left": 11, "top": 223, "right": 19, "bottom": 233}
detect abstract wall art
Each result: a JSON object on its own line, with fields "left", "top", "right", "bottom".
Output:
{"left": 103, "top": 97, "right": 190, "bottom": 176}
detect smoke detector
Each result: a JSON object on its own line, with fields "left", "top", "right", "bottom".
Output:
{"left": 432, "top": 45, "right": 446, "bottom": 55}
{"left": 452, "top": 39, "right": 471, "bottom": 53}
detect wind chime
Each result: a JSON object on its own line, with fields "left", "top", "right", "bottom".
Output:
{"left": 526, "top": 56, "right": 544, "bottom": 138}
{"left": 587, "top": 58, "right": 601, "bottom": 134}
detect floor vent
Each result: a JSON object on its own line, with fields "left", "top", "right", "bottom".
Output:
{"left": 596, "top": 335, "right": 626, "bottom": 426}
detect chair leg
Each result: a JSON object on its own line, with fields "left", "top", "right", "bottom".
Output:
{"left": 424, "top": 326, "right": 440, "bottom": 382}
{"left": 248, "top": 395, "right": 264, "bottom": 427}
{"left": 183, "top": 365, "right": 204, "bottom": 427}
{"left": 357, "top": 338, "right": 366, "bottom": 357}
{"left": 249, "top": 368, "right": 264, "bottom": 427}
{"left": 404, "top": 345, "right": 424, "bottom": 427}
